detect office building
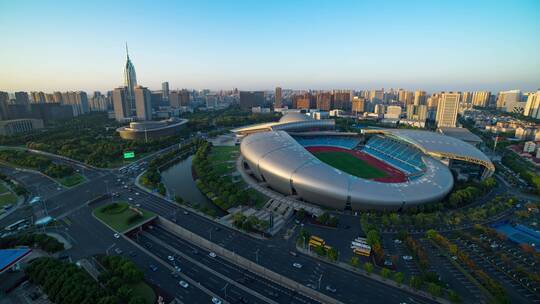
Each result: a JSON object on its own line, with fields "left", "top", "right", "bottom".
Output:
{"left": 161, "top": 82, "right": 169, "bottom": 101}
{"left": 134, "top": 86, "right": 152, "bottom": 121}
{"left": 112, "top": 87, "right": 131, "bottom": 121}
{"left": 239, "top": 91, "right": 264, "bottom": 109}
{"left": 275, "top": 87, "right": 282, "bottom": 108}
{"left": 385, "top": 105, "right": 402, "bottom": 119}
{"left": 0, "top": 119, "right": 44, "bottom": 136}
{"left": 436, "top": 93, "right": 460, "bottom": 128}
{"left": 524, "top": 91, "right": 540, "bottom": 119}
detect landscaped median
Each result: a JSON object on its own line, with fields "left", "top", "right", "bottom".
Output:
{"left": 93, "top": 201, "right": 155, "bottom": 233}
{"left": 0, "top": 149, "right": 85, "bottom": 187}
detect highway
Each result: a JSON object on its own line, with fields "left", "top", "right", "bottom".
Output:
{"left": 1, "top": 145, "right": 438, "bottom": 304}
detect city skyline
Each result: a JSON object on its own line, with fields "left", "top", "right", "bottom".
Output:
{"left": 1, "top": 0, "right": 539, "bottom": 92}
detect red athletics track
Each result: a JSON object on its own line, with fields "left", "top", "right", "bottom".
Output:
{"left": 305, "top": 146, "right": 407, "bottom": 183}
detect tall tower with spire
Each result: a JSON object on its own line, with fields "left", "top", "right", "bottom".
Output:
{"left": 124, "top": 43, "right": 137, "bottom": 114}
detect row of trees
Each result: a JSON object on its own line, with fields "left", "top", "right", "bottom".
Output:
{"left": 0, "top": 233, "right": 64, "bottom": 253}
{"left": 403, "top": 235, "right": 429, "bottom": 270}
{"left": 502, "top": 153, "right": 540, "bottom": 194}
{"left": 0, "top": 150, "right": 74, "bottom": 178}
{"left": 447, "top": 177, "right": 497, "bottom": 208}
{"left": 426, "top": 230, "right": 508, "bottom": 303}
{"left": 193, "top": 142, "right": 252, "bottom": 210}
{"left": 315, "top": 212, "right": 338, "bottom": 227}
{"left": 26, "top": 256, "right": 150, "bottom": 304}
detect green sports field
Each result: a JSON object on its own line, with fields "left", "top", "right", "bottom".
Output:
{"left": 312, "top": 151, "right": 388, "bottom": 179}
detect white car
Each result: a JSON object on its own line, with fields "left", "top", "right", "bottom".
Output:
{"left": 114, "top": 233, "right": 120, "bottom": 239}
{"left": 168, "top": 255, "right": 175, "bottom": 261}
{"left": 179, "top": 280, "right": 189, "bottom": 288}
{"left": 208, "top": 252, "right": 216, "bottom": 258}
{"left": 211, "top": 297, "right": 222, "bottom": 304}
{"left": 402, "top": 255, "right": 413, "bottom": 261}
{"left": 292, "top": 262, "right": 303, "bottom": 269}
{"left": 128, "top": 197, "right": 133, "bottom": 201}
{"left": 174, "top": 265, "right": 181, "bottom": 272}
{"left": 135, "top": 192, "right": 140, "bottom": 196}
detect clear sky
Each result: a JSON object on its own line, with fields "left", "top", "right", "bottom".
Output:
{"left": 0, "top": 0, "right": 539, "bottom": 93}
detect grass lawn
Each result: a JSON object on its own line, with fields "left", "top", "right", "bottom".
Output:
{"left": 56, "top": 173, "right": 85, "bottom": 187}
{"left": 0, "top": 193, "right": 17, "bottom": 208}
{"left": 313, "top": 151, "right": 388, "bottom": 179}
{"left": 208, "top": 146, "right": 239, "bottom": 163}
{"left": 129, "top": 282, "right": 156, "bottom": 304}
{"left": 93, "top": 202, "right": 155, "bottom": 232}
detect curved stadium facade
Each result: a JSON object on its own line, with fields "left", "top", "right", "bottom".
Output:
{"left": 238, "top": 113, "right": 494, "bottom": 211}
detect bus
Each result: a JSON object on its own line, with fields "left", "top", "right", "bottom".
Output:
{"left": 310, "top": 235, "right": 324, "bottom": 244}
{"left": 353, "top": 247, "right": 371, "bottom": 257}
{"left": 351, "top": 241, "right": 371, "bottom": 249}
{"left": 309, "top": 239, "right": 323, "bottom": 248}
{"left": 5, "top": 219, "right": 28, "bottom": 231}
{"left": 355, "top": 237, "right": 368, "bottom": 244}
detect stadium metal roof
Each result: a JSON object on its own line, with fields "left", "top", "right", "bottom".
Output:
{"left": 365, "top": 129, "right": 495, "bottom": 174}
{"left": 241, "top": 130, "right": 455, "bottom": 210}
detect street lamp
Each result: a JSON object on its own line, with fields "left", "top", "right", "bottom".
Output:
{"left": 255, "top": 249, "right": 260, "bottom": 264}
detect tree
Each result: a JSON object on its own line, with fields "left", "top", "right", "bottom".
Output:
{"left": 448, "top": 290, "right": 461, "bottom": 303}
{"left": 427, "top": 282, "right": 442, "bottom": 297}
{"left": 393, "top": 272, "right": 404, "bottom": 285}
{"left": 350, "top": 256, "right": 359, "bottom": 267}
{"left": 409, "top": 275, "right": 423, "bottom": 289}
{"left": 380, "top": 268, "right": 391, "bottom": 279}
{"left": 366, "top": 230, "right": 380, "bottom": 246}
{"left": 363, "top": 262, "right": 374, "bottom": 274}
{"left": 327, "top": 248, "right": 338, "bottom": 261}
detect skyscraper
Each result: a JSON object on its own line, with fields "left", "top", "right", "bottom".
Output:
{"left": 413, "top": 91, "right": 426, "bottom": 105}
{"left": 496, "top": 90, "right": 521, "bottom": 112}
{"left": 0, "top": 91, "right": 9, "bottom": 120}
{"left": 134, "top": 85, "right": 152, "bottom": 121}
{"left": 274, "top": 87, "right": 282, "bottom": 108}
{"left": 472, "top": 91, "right": 491, "bottom": 107}
{"left": 162, "top": 82, "right": 169, "bottom": 101}
{"left": 124, "top": 43, "right": 137, "bottom": 115}
{"left": 352, "top": 97, "right": 365, "bottom": 114}
{"left": 14, "top": 92, "right": 30, "bottom": 105}
{"left": 436, "top": 93, "right": 460, "bottom": 128}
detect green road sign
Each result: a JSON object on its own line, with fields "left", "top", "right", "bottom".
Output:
{"left": 123, "top": 151, "right": 135, "bottom": 159}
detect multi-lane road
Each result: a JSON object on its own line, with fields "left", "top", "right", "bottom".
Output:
{"left": 1, "top": 146, "right": 437, "bottom": 304}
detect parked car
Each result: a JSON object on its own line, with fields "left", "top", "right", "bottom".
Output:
{"left": 325, "top": 285, "right": 337, "bottom": 293}
{"left": 179, "top": 280, "right": 189, "bottom": 288}
{"left": 292, "top": 262, "right": 303, "bottom": 269}
{"left": 209, "top": 252, "right": 217, "bottom": 258}
{"left": 211, "top": 297, "right": 222, "bottom": 304}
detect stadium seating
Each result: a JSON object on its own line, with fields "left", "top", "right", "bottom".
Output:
{"left": 294, "top": 136, "right": 360, "bottom": 150}
{"left": 363, "top": 136, "right": 425, "bottom": 175}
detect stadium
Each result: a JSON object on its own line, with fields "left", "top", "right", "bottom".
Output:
{"left": 237, "top": 113, "right": 495, "bottom": 211}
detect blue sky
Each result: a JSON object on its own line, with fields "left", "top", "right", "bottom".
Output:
{"left": 0, "top": 0, "right": 539, "bottom": 93}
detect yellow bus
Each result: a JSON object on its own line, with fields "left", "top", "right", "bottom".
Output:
{"left": 353, "top": 247, "right": 371, "bottom": 257}
{"left": 309, "top": 239, "right": 323, "bottom": 248}
{"left": 310, "top": 235, "right": 324, "bottom": 244}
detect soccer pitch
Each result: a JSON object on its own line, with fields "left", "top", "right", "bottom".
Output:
{"left": 312, "top": 151, "right": 388, "bottom": 179}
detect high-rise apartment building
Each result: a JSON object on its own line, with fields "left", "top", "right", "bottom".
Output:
{"left": 294, "top": 93, "right": 314, "bottom": 109}
{"left": 30, "top": 91, "right": 46, "bottom": 103}
{"left": 352, "top": 97, "right": 365, "bottom": 114}
{"left": 472, "top": 91, "right": 491, "bottom": 107}
{"left": 524, "top": 91, "right": 540, "bottom": 119}
{"left": 333, "top": 90, "right": 352, "bottom": 110}
{"left": 406, "top": 104, "right": 428, "bottom": 122}
{"left": 0, "top": 91, "right": 9, "bottom": 120}
{"left": 239, "top": 91, "right": 264, "bottom": 109}
{"left": 112, "top": 87, "right": 131, "bottom": 121}
{"left": 134, "top": 86, "right": 152, "bottom": 120}
{"left": 413, "top": 91, "right": 426, "bottom": 105}
{"left": 385, "top": 105, "right": 402, "bottom": 119}
{"left": 53, "top": 91, "right": 63, "bottom": 103}
{"left": 436, "top": 93, "right": 460, "bottom": 128}
{"left": 370, "top": 89, "right": 384, "bottom": 103}
{"left": 274, "top": 87, "right": 282, "bottom": 108}
{"left": 316, "top": 92, "right": 333, "bottom": 111}
{"left": 496, "top": 90, "right": 521, "bottom": 112}
{"left": 162, "top": 82, "right": 169, "bottom": 101}
{"left": 169, "top": 90, "right": 190, "bottom": 107}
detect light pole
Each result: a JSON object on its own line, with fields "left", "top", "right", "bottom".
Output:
{"left": 255, "top": 249, "right": 260, "bottom": 264}
{"left": 318, "top": 274, "right": 323, "bottom": 290}
{"left": 208, "top": 228, "right": 212, "bottom": 241}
